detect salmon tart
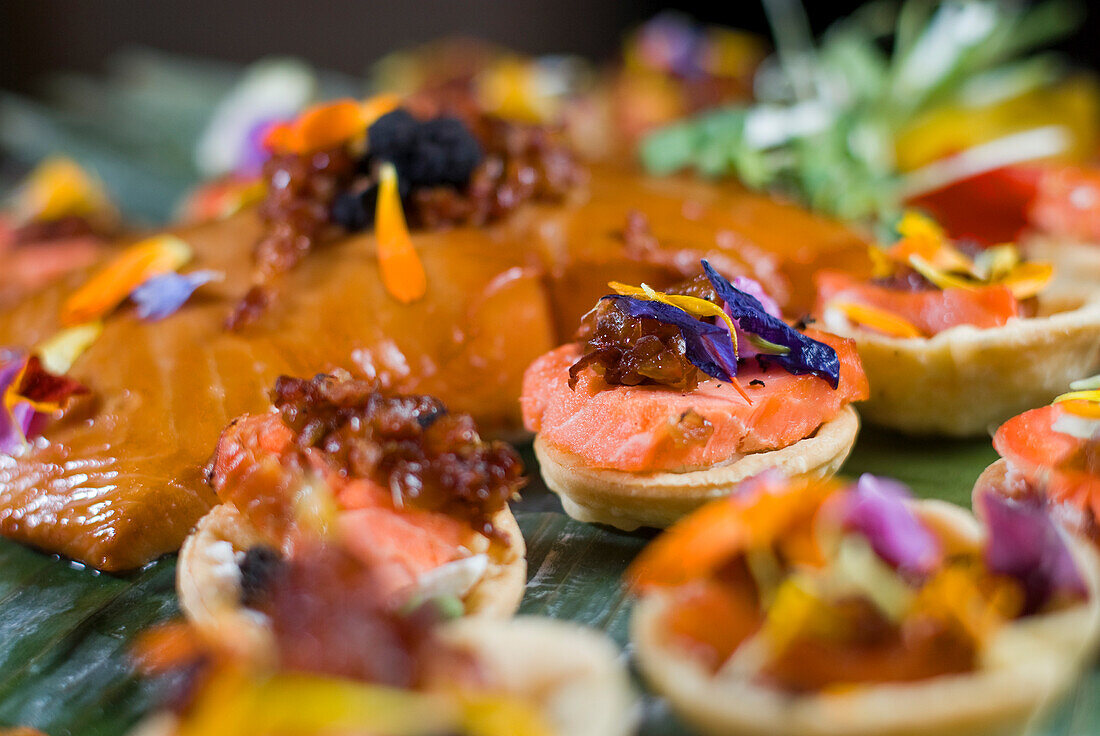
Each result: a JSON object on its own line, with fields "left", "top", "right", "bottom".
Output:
{"left": 629, "top": 474, "right": 1100, "bottom": 736}
{"left": 135, "top": 555, "right": 637, "bottom": 736}
{"left": 975, "top": 376, "right": 1100, "bottom": 542}
{"left": 816, "top": 212, "right": 1100, "bottom": 436}
{"left": 522, "top": 260, "right": 868, "bottom": 530}
{"left": 178, "top": 372, "right": 527, "bottom": 660}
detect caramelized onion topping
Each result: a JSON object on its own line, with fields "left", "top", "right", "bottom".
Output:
{"left": 569, "top": 276, "right": 718, "bottom": 392}
{"left": 227, "top": 146, "right": 357, "bottom": 330}
{"left": 271, "top": 373, "right": 525, "bottom": 539}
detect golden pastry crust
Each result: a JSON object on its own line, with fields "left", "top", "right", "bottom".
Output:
{"left": 438, "top": 616, "right": 639, "bottom": 736}
{"left": 632, "top": 500, "right": 1100, "bottom": 736}
{"left": 534, "top": 405, "right": 860, "bottom": 531}
{"left": 822, "top": 296, "right": 1100, "bottom": 436}
{"left": 176, "top": 503, "right": 527, "bottom": 659}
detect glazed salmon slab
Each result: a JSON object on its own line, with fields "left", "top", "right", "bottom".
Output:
{"left": 0, "top": 165, "right": 867, "bottom": 570}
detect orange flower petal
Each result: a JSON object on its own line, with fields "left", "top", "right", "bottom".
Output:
{"left": 830, "top": 300, "right": 925, "bottom": 339}
{"left": 628, "top": 476, "right": 837, "bottom": 591}
{"left": 60, "top": 235, "right": 192, "bottom": 326}
{"left": 375, "top": 164, "right": 426, "bottom": 304}
{"left": 293, "top": 99, "right": 368, "bottom": 153}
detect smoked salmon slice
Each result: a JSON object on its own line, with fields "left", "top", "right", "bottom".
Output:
{"left": 522, "top": 330, "right": 867, "bottom": 473}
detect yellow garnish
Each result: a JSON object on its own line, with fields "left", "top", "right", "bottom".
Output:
{"left": 176, "top": 667, "right": 458, "bottom": 736}
{"left": 375, "top": 163, "right": 427, "bottom": 304}
{"left": 907, "top": 254, "right": 976, "bottom": 291}
{"left": 610, "top": 281, "right": 740, "bottom": 356}
{"left": 60, "top": 234, "right": 192, "bottom": 326}
{"left": 868, "top": 245, "right": 894, "bottom": 279}
{"left": 830, "top": 301, "right": 924, "bottom": 338}
{"left": 35, "top": 321, "right": 103, "bottom": 375}
{"left": 760, "top": 577, "right": 848, "bottom": 657}
{"left": 360, "top": 93, "right": 402, "bottom": 127}
{"left": 1059, "top": 400, "right": 1100, "bottom": 420}
{"left": 882, "top": 211, "right": 1053, "bottom": 298}
{"left": 1054, "top": 384, "right": 1100, "bottom": 418}
{"left": 458, "top": 692, "right": 556, "bottom": 736}
{"left": 911, "top": 563, "right": 1022, "bottom": 644}
{"left": 972, "top": 245, "right": 1020, "bottom": 281}
{"left": 16, "top": 156, "right": 110, "bottom": 224}
{"left": 1054, "top": 389, "right": 1100, "bottom": 418}
{"left": 608, "top": 280, "right": 753, "bottom": 403}
{"left": 891, "top": 212, "right": 971, "bottom": 273}
{"left": 998, "top": 261, "right": 1054, "bottom": 299}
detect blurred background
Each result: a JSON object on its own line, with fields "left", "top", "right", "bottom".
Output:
{"left": 2, "top": 0, "right": 1099, "bottom": 225}
{"left": 5, "top": 1, "right": 1098, "bottom": 93}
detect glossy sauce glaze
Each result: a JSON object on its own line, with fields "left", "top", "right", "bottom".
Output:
{"left": 0, "top": 164, "right": 868, "bottom": 570}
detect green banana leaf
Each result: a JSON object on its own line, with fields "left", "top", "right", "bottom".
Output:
{"left": 0, "top": 429, "right": 1091, "bottom": 736}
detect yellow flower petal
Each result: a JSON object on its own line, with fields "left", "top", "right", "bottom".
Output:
{"left": 997, "top": 261, "right": 1054, "bottom": 300}
{"left": 35, "top": 321, "right": 103, "bottom": 375}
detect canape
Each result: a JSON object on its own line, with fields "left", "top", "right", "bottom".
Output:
{"left": 177, "top": 372, "right": 527, "bottom": 660}
{"left": 136, "top": 557, "right": 637, "bottom": 736}
{"left": 629, "top": 473, "right": 1100, "bottom": 736}
{"left": 815, "top": 211, "right": 1100, "bottom": 436}
{"left": 522, "top": 260, "right": 868, "bottom": 530}
{"left": 975, "top": 375, "right": 1100, "bottom": 541}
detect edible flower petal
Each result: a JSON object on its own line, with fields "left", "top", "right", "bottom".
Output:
{"left": 0, "top": 357, "right": 28, "bottom": 455}
{"left": 703, "top": 260, "right": 841, "bottom": 388}
{"left": 829, "top": 301, "right": 925, "bottom": 338}
{"left": 16, "top": 156, "right": 111, "bottom": 224}
{"left": 607, "top": 295, "right": 739, "bottom": 383}
{"left": 888, "top": 212, "right": 972, "bottom": 273}
{"left": 998, "top": 260, "right": 1055, "bottom": 299}
{"left": 0, "top": 352, "right": 87, "bottom": 454}
{"left": 1054, "top": 389, "right": 1100, "bottom": 419}
{"left": 130, "top": 270, "right": 223, "bottom": 321}
{"left": 375, "top": 163, "right": 427, "bottom": 304}
{"left": 628, "top": 474, "right": 836, "bottom": 591}
{"left": 843, "top": 475, "right": 942, "bottom": 576}
{"left": 877, "top": 211, "right": 1053, "bottom": 299}
{"left": 60, "top": 234, "right": 193, "bottom": 326}
{"left": 36, "top": 321, "right": 102, "bottom": 374}
{"left": 977, "top": 492, "right": 1087, "bottom": 612}
{"left": 608, "top": 281, "right": 740, "bottom": 356}
{"left": 262, "top": 98, "right": 367, "bottom": 154}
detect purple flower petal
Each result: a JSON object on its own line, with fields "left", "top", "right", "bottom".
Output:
{"left": 131, "top": 270, "right": 222, "bottom": 321}
{"left": 732, "top": 276, "right": 782, "bottom": 319}
{"left": 978, "top": 491, "right": 1087, "bottom": 613}
{"left": 0, "top": 354, "right": 29, "bottom": 455}
{"left": 608, "top": 295, "right": 739, "bottom": 382}
{"left": 703, "top": 260, "right": 841, "bottom": 388}
{"left": 844, "top": 474, "right": 943, "bottom": 576}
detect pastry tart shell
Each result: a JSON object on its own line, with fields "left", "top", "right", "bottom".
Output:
{"left": 533, "top": 405, "right": 860, "bottom": 531}
{"left": 823, "top": 296, "right": 1100, "bottom": 436}
{"left": 176, "top": 503, "right": 527, "bottom": 660}
{"left": 631, "top": 499, "right": 1100, "bottom": 736}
